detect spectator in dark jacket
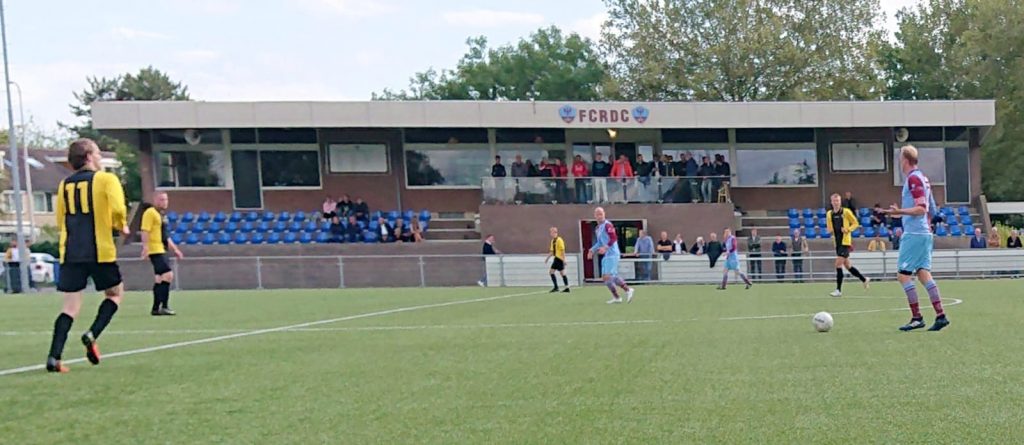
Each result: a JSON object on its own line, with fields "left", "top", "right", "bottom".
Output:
{"left": 376, "top": 216, "right": 396, "bottom": 243}
{"left": 1009, "top": 230, "right": 1023, "bottom": 248}
{"left": 353, "top": 198, "right": 370, "bottom": 222}
{"left": 510, "top": 155, "right": 528, "bottom": 178}
{"left": 698, "top": 156, "right": 716, "bottom": 203}
{"left": 344, "top": 216, "right": 362, "bottom": 242}
{"left": 636, "top": 154, "right": 653, "bottom": 189}
{"left": 970, "top": 228, "right": 987, "bottom": 248}
{"left": 843, "top": 191, "right": 856, "bottom": 212}
{"left": 491, "top": 156, "right": 506, "bottom": 177}
{"left": 706, "top": 232, "right": 723, "bottom": 268}
{"left": 591, "top": 153, "right": 611, "bottom": 203}
{"left": 772, "top": 236, "right": 788, "bottom": 282}
{"left": 335, "top": 194, "right": 353, "bottom": 218}
{"left": 870, "top": 203, "right": 887, "bottom": 229}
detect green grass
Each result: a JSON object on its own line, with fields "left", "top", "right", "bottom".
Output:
{"left": 1, "top": 280, "right": 1022, "bottom": 444}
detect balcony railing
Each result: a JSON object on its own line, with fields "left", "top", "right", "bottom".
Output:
{"left": 481, "top": 176, "right": 731, "bottom": 205}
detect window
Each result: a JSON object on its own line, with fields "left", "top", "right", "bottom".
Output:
{"left": 258, "top": 128, "right": 318, "bottom": 144}
{"left": 661, "top": 147, "right": 729, "bottom": 166}
{"left": 831, "top": 142, "right": 886, "bottom": 171}
{"left": 157, "top": 151, "right": 227, "bottom": 188}
{"left": 1, "top": 192, "right": 13, "bottom": 213}
{"left": 153, "top": 129, "right": 223, "bottom": 145}
{"left": 260, "top": 150, "right": 321, "bottom": 187}
{"left": 405, "top": 144, "right": 491, "bottom": 187}
{"left": 328, "top": 144, "right": 388, "bottom": 173}
{"left": 894, "top": 147, "right": 946, "bottom": 185}
{"left": 33, "top": 192, "right": 54, "bottom": 213}
{"left": 736, "top": 149, "right": 818, "bottom": 186}
{"left": 496, "top": 144, "right": 566, "bottom": 167}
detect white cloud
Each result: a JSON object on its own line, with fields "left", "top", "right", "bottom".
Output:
{"left": 442, "top": 9, "right": 546, "bottom": 27}
{"left": 175, "top": 50, "right": 221, "bottom": 64}
{"left": 880, "top": 0, "right": 922, "bottom": 38}
{"left": 111, "top": 27, "right": 170, "bottom": 41}
{"left": 163, "top": 0, "right": 242, "bottom": 15}
{"left": 566, "top": 12, "right": 607, "bottom": 42}
{"left": 299, "top": 0, "right": 398, "bottom": 17}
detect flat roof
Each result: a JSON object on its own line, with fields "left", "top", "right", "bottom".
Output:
{"left": 92, "top": 100, "right": 996, "bottom": 130}
{"left": 987, "top": 202, "right": 1024, "bottom": 215}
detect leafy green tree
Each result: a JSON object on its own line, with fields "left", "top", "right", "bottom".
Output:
{"left": 375, "top": 26, "right": 607, "bottom": 101}
{"left": 62, "top": 66, "right": 190, "bottom": 202}
{"left": 600, "top": 0, "right": 886, "bottom": 101}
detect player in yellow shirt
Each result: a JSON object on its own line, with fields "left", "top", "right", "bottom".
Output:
{"left": 826, "top": 193, "right": 870, "bottom": 297}
{"left": 141, "top": 191, "right": 184, "bottom": 316}
{"left": 544, "top": 226, "right": 570, "bottom": 293}
{"left": 46, "top": 139, "right": 130, "bottom": 373}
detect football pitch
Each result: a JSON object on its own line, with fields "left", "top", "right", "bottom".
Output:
{"left": 1, "top": 280, "right": 1022, "bottom": 444}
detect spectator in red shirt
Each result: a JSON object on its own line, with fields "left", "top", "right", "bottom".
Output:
{"left": 611, "top": 154, "right": 635, "bottom": 203}
{"left": 552, "top": 157, "right": 569, "bottom": 203}
{"left": 572, "top": 155, "right": 590, "bottom": 204}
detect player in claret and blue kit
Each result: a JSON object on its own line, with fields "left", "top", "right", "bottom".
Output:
{"left": 885, "top": 145, "right": 950, "bottom": 332}
{"left": 587, "top": 207, "right": 634, "bottom": 304}
{"left": 716, "top": 228, "right": 752, "bottom": 290}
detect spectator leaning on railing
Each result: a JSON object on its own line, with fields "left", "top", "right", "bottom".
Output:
{"left": 988, "top": 227, "right": 1002, "bottom": 248}
{"left": 572, "top": 155, "right": 590, "bottom": 204}
{"left": 491, "top": 155, "right": 506, "bottom": 178}
{"left": 690, "top": 236, "right": 705, "bottom": 255}
{"left": 591, "top": 153, "right": 611, "bottom": 203}
{"left": 706, "top": 232, "right": 723, "bottom": 269}
{"left": 772, "top": 236, "right": 788, "bottom": 282}
{"left": 1009, "top": 230, "right": 1023, "bottom": 248}
{"left": 656, "top": 231, "right": 673, "bottom": 261}
{"left": 747, "top": 228, "right": 763, "bottom": 280}
{"left": 698, "top": 156, "right": 715, "bottom": 203}
{"left": 869, "top": 233, "right": 888, "bottom": 252}
{"left": 672, "top": 233, "right": 687, "bottom": 255}
{"left": 970, "top": 228, "right": 987, "bottom": 249}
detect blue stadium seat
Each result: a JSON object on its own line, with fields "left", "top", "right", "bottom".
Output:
{"left": 278, "top": 211, "right": 291, "bottom": 222}
{"left": 304, "top": 221, "right": 318, "bottom": 232}
{"left": 201, "top": 233, "right": 216, "bottom": 245}
{"left": 865, "top": 227, "right": 876, "bottom": 238}
{"left": 261, "top": 211, "right": 275, "bottom": 222}
{"left": 167, "top": 211, "right": 179, "bottom": 223}
{"left": 419, "top": 210, "right": 431, "bottom": 222}
{"left": 403, "top": 210, "right": 414, "bottom": 221}
{"left": 803, "top": 217, "right": 815, "bottom": 228}
{"left": 241, "top": 222, "right": 255, "bottom": 233}
{"left": 964, "top": 224, "right": 975, "bottom": 234}
{"left": 186, "top": 233, "right": 200, "bottom": 245}
{"left": 294, "top": 211, "right": 307, "bottom": 222}
{"left": 320, "top": 221, "right": 332, "bottom": 231}
{"left": 208, "top": 222, "right": 222, "bottom": 233}
{"left": 213, "top": 212, "right": 227, "bottom": 223}
{"left": 880, "top": 226, "right": 890, "bottom": 238}
{"left": 315, "top": 232, "right": 330, "bottom": 243}
{"left": 233, "top": 233, "right": 248, "bottom": 244}
{"left": 171, "top": 233, "right": 184, "bottom": 245}
{"left": 245, "top": 211, "right": 259, "bottom": 222}
{"left": 299, "top": 233, "right": 313, "bottom": 244}
{"left": 267, "top": 233, "right": 282, "bottom": 244}
{"left": 288, "top": 222, "right": 302, "bottom": 233}
{"left": 357, "top": 221, "right": 366, "bottom": 230}
{"left": 818, "top": 218, "right": 827, "bottom": 229}
{"left": 788, "top": 218, "right": 800, "bottom": 229}
{"left": 371, "top": 211, "right": 383, "bottom": 220}
{"left": 802, "top": 208, "right": 813, "bottom": 219}
{"left": 936, "top": 225, "right": 949, "bottom": 237}
{"left": 787, "top": 208, "right": 799, "bottom": 218}
{"left": 229, "top": 211, "right": 243, "bottom": 223}
{"left": 951, "top": 225, "right": 962, "bottom": 237}
{"left": 958, "top": 206, "right": 970, "bottom": 216}
{"left": 225, "top": 222, "right": 238, "bottom": 233}
{"left": 821, "top": 229, "right": 832, "bottom": 239}
{"left": 283, "top": 233, "right": 298, "bottom": 244}
{"left": 859, "top": 217, "right": 871, "bottom": 227}
{"left": 181, "top": 212, "right": 196, "bottom": 223}
{"left": 858, "top": 208, "right": 870, "bottom": 218}
{"left": 192, "top": 222, "right": 207, "bottom": 233}
{"left": 273, "top": 221, "right": 288, "bottom": 233}
{"left": 257, "top": 222, "right": 270, "bottom": 233}
{"left": 197, "top": 212, "right": 211, "bottom": 223}
{"left": 420, "top": 221, "right": 428, "bottom": 233}
{"left": 806, "top": 227, "right": 818, "bottom": 239}
{"left": 363, "top": 231, "right": 378, "bottom": 243}
{"left": 852, "top": 227, "right": 862, "bottom": 238}
{"left": 961, "top": 215, "right": 973, "bottom": 225}
{"left": 369, "top": 220, "right": 380, "bottom": 231}
{"left": 816, "top": 208, "right": 826, "bottom": 219}
{"left": 387, "top": 210, "right": 399, "bottom": 220}
{"left": 217, "top": 233, "right": 232, "bottom": 244}
{"left": 175, "top": 223, "right": 189, "bottom": 234}
{"left": 250, "top": 233, "right": 265, "bottom": 244}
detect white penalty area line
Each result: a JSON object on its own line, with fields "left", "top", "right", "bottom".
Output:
{"left": 0, "top": 289, "right": 547, "bottom": 377}
{"left": 720, "top": 298, "right": 963, "bottom": 321}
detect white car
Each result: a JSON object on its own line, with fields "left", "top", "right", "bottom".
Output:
{"left": 29, "top": 253, "right": 56, "bottom": 283}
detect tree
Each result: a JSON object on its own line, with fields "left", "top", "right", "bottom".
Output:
{"left": 374, "top": 26, "right": 607, "bottom": 101}
{"left": 1, "top": 116, "right": 74, "bottom": 148}
{"left": 62, "top": 66, "right": 190, "bottom": 202}
{"left": 600, "top": 0, "right": 887, "bottom": 101}
{"left": 882, "top": 0, "right": 1024, "bottom": 202}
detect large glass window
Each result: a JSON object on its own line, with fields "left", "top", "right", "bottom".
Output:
{"left": 736, "top": 149, "right": 818, "bottom": 186}
{"left": 894, "top": 147, "right": 946, "bottom": 185}
{"left": 831, "top": 142, "right": 886, "bottom": 171}
{"left": 260, "top": 150, "right": 321, "bottom": 187}
{"left": 497, "top": 144, "right": 566, "bottom": 166}
{"left": 328, "top": 144, "right": 388, "bottom": 173}
{"left": 405, "top": 144, "right": 491, "bottom": 187}
{"left": 157, "top": 151, "right": 227, "bottom": 187}
{"left": 661, "top": 147, "right": 730, "bottom": 168}
{"left": 33, "top": 192, "right": 54, "bottom": 213}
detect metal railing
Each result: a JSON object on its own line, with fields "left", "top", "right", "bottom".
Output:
{"left": 102, "top": 248, "right": 1023, "bottom": 291}
{"left": 482, "top": 176, "right": 730, "bottom": 205}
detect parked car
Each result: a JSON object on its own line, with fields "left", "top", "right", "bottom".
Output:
{"left": 30, "top": 253, "right": 56, "bottom": 283}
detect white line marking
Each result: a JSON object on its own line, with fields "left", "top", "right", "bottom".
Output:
{"left": 0, "top": 290, "right": 546, "bottom": 377}
{"left": 721, "top": 298, "right": 963, "bottom": 321}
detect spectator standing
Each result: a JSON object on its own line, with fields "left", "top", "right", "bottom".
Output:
{"left": 511, "top": 155, "right": 528, "bottom": 178}
{"left": 713, "top": 154, "right": 731, "bottom": 201}
{"left": 683, "top": 152, "right": 699, "bottom": 203}
{"left": 591, "top": 153, "right": 611, "bottom": 203}
{"left": 690, "top": 236, "right": 706, "bottom": 255}
{"left": 891, "top": 228, "right": 903, "bottom": 250}
{"left": 969, "top": 228, "right": 986, "bottom": 249}
{"left": 572, "top": 155, "right": 590, "bottom": 204}
{"left": 636, "top": 153, "right": 653, "bottom": 193}
{"left": 490, "top": 155, "right": 506, "bottom": 178}
{"left": 656, "top": 231, "right": 674, "bottom": 260}
{"left": 747, "top": 228, "right": 762, "bottom": 280}
{"left": 611, "top": 154, "right": 635, "bottom": 203}
{"left": 633, "top": 230, "right": 655, "bottom": 281}
{"left": 706, "top": 232, "right": 723, "bottom": 269}
{"left": 698, "top": 156, "right": 715, "bottom": 203}
{"left": 772, "top": 236, "right": 788, "bottom": 282}
{"left": 552, "top": 157, "right": 569, "bottom": 203}
{"left": 791, "top": 229, "right": 809, "bottom": 283}
{"left": 672, "top": 234, "right": 687, "bottom": 255}
{"left": 490, "top": 155, "right": 508, "bottom": 203}
{"left": 987, "top": 227, "right": 1002, "bottom": 248}
{"left": 843, "top": 191, "right": 856, "bottom": 211}
{"left": 1009, "top": 230, "right": 1023, "bottom": 248}
{"left": 477, "top": 235, "right": 501, "bottom": 287}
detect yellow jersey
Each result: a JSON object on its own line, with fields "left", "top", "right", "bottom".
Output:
{"left": 56, "top": 170, "right": 127, "bottom": 264}
{"left": 549, "top": 236, "right": 566, "bottom": 260}
{"left": 826, "top": 207, "right": 860, "bottom": 247}
{"left": 141, "top": 207, "right": 168, "bottom": 255}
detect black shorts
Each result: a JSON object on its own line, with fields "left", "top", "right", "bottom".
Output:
{"left": 150, "top": 254, "right": 172, "bottom": 275}
{"left": 57, "top": 262, "right": 122, "bottom": 293}
{"left": 835, "top": 245, "right": 850, "bottom": 258}
{"left": 550, "top": 258, "right": 565, "bottom": 271}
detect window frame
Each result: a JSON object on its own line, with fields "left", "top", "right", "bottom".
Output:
{"left": 33, "top": 192, "right": 55, "bottom": 214}
{"left": 152, "top": 144, "right": 231, "bottom": 191}
{"left": 733, "top": 143, "right": 819, "bottom": 188}
{"left": 327, "top": 143, "right": 390, "bottom": 174}
{"left": 830, "top": 141, "right": 887, "bottom": 173}
{"left": 232, "top": 143, "right": 323, "bottom": 190}
{"left": 403, "top": 143, "right": 493, "bottom": 189}
{"left": 891, "top": 141, "right": 966, "bottom": 186}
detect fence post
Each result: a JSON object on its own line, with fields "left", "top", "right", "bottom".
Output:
{"left": 808, "top": 253, "right": 814, "bottom": 283}
{"left": 338, "top": 256, "right": 345, "bottom": 288}
{"left": 955, "top": 249, "right": 961, "bottom": 278}
{"left": 255, "top": 257, "right": 263, "bottom": 290}
{"left": 498, "top": 255, "right": 506, "bottom": 287}
{"left": 172, "top": 258, "right": 181, "bottom": 291}
{"left": 577, "top": 252, "right": 584, "bottom": 287}
{"left": 882, "top": 251, "right": 888, "bottom": 276}
{"left": 418, "top": 256, "right": 426, "bottom": 287}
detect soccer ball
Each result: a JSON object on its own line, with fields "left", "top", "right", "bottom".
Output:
{"left": 812, "top": 311, "right": 834, "bottom": 332}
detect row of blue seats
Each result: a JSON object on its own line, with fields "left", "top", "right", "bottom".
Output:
{"left": 172, "top": 219, "right": 429, "bottom": 235}
{"left": 166, "top": 209, "right": 433, "bottom": 224}
{"left": 782, "top": 225, "right": 975, "bottom": 238}
{"left": 788, "top": 215, "right": 974, "bottom": 230}
{"left": 788, "top": 206, "right": 972, "bottom": 220}
{"left": 171, "top": 230, "right": 388, "bottom": 245}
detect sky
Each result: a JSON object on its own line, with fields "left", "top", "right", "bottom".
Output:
{"left": 2, "top": 0, "right": 921, "bottom": 136}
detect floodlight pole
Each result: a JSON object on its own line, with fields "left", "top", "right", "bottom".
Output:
{"left": 0, "top": 0, "right": 31, "bottom": 291}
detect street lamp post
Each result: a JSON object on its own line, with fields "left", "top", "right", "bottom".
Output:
{"left": 0, "top": 0, "right": 31, "bottom": 291}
